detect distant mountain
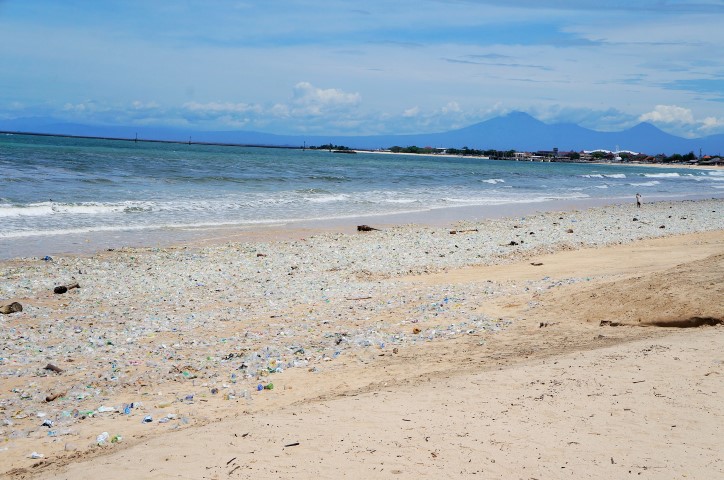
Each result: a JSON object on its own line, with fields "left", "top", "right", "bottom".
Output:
{"left": 1, "top": 112, "right": 722, "bottom": 155}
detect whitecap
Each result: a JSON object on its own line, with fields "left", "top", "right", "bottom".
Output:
{"left": 642, "top": 172, "right": 680, "bottom": 178}
{"left": 0, "top": 202, "right": 132, "bottom": 218}
{"left": 306, "top": 194, "right": 350, "bottom": 204}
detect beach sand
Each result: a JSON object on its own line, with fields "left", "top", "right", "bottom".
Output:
{"left": 1, "top": 199, "right": 722, "bottom": 479}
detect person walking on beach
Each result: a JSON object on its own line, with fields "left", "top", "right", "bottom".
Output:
{"left": 636, "top": 193, "right": 642, "bottom": 208}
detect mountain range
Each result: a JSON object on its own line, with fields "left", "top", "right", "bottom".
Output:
{"left": 1, "top": 112, "right": 722, "bottom": 155}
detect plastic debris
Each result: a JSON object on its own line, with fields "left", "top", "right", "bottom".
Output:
{"left": 96, "top": 432, "right": 109, "bottom": 445}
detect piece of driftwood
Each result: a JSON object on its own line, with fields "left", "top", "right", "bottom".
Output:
{"left": 0, "top": 302, "right": 23, "bottom": 314}
{"left": 449, "top": 229, "right": 478, "bottom": 234}
{"left": 53, "top": 282, "right": 80, "bottom": 294}
{"left": 45, "top": 392, "right": 66, "bottom": 402}
{"left": 357, "top": 225, "right": 379, "bottom": 231}
{"left": 44, "top": 363, "right": 64, "bottom": 374}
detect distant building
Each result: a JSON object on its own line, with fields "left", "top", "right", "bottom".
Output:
{"left": 700, "top": 156, "right": 723, "bottom": 166}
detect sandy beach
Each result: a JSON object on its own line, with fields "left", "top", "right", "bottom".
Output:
{"left": 1, "top": 198, "right": 723, "bottom": 479}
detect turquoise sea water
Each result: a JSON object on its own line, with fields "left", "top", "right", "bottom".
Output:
{"left": 1, "top": 133, "right": 722, "bottom": 257}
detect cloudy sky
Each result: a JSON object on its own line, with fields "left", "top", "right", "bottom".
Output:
{"left": 1, "top": 0, "right": 723, "bottom": 137}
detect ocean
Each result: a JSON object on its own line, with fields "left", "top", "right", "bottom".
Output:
{"left": 2, "top": 133, "right": 723, "bottom": 258}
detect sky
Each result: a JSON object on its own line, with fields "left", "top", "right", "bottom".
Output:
{"left": 1, "top": 0, "right": 723, "bottom": 138}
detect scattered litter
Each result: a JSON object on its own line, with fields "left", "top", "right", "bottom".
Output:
{"left": 0, "top": 199, "right": 720, "bottom": 469}
{"left": 96, "top": 432, "right": 109, "bottom": 445}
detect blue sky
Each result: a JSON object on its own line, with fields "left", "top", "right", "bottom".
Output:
{"left": 1, "top": 0, "right": 723, "bottom": 137}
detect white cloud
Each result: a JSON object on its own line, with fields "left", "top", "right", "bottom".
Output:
{"left": 638, "top": 105, "right": 724, "bottom": 137}
{"left": 403, "top": 106, "right": 420, "bottom": 117}
{"left": 62, "top": 101, "right": 113, "bottom": 115}
{"left": 63, "top": 102, "right": 88, "bottom": 112}
{"left": 700, "top": 116, "right": 724, "bottom": 133}
{"left": 183, "top": 101, "right": 260, "bottom": 114}
{"left": 290, "top": 82, "right": 361, "bottom": 116}
{"left": 639, "top": 105, "right": 695, "bottom": 124}
{"left": 132, "top": 100, "right": 160, "bottom": 110}
{"left": 270, "top": 103, "right": 290, "bottom": 118}
{"left": 441, "top": 101, "right": 461, "bottom": 114}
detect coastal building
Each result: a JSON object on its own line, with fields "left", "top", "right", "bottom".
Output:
{"left": 700, "top": 156, "right": 723, "bottom": 166}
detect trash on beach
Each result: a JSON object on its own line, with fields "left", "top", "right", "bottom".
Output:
{"left": 29, "top": 452, "right": 44, "bottom": 459}
{"left": 357, "top": 225, "right": 380, "bottom": 232}
{"left": 96, "top": 432, "right": 109, "bottom": 445}
{"left": 0, "top": 199, "right": 720, "bottom": 469}
{"left": 53, "top": 282, "right": 80, "bottom": 294}
{"left": 0, "top": 302, "right": 23, "bottom": 314}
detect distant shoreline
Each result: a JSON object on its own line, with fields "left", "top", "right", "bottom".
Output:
{"left": 353, "top": 149, "right": 723, "bottom": 170}
{"left": 2, "top": 130, "right": 721, "bottom": 169}
{"left": 0, "top": 130, "right": 302, "bottom": 150}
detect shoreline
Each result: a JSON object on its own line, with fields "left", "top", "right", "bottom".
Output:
{"left": 1, "top": 198, "right": 722, "bottom": 478}
{"left": 354, "top": 148, "right": 724, "bottom": 170}
{"left": 3, "top": 193, "right": 722, "bottom": 260}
